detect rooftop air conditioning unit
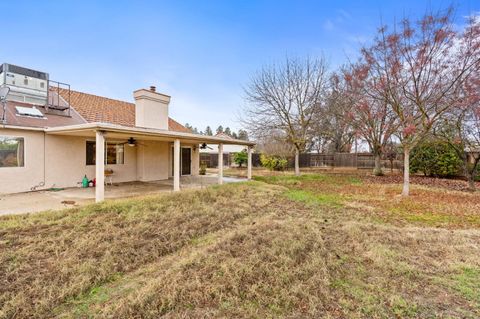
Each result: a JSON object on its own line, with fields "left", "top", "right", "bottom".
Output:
{"left": 0, "top": 63, "right": 49, "bottom": 105}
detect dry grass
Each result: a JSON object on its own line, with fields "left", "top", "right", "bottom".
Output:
{"left": 1, "top": 172, "right": 480, "bottom": 318}
{"left": 253, "top": 171, "right": 480, "bottom": 229}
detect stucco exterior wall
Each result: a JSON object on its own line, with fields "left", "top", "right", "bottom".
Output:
{"left": 0, "top": 129, "right": 45, "bottom": 194}
{"left": 44, "top": 135, "right": 138, "bottom": 189}
{"left": 136, "top": 140, "right": 169, "bottom": 181}
{"left": 0, "top": 129, "right": 194, "bottom": 194}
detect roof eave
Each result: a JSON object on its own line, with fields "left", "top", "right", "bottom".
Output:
{"left": 45, "top": 122, "right": 255, "bottom": 146}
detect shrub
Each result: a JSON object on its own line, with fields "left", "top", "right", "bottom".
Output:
{"left": 233, "top": 150, "right": 248, "bottom": 167}
{"left": 260, "top": 154, "right": 288, "bottom": 171}
{"left": 410, "top": 140, "right": 462, "bottom": 177}
{"left": 473, "top": 163, "right": 480, "bottom": 181}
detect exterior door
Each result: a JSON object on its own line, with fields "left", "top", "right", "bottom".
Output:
{"left": 181, "top": 147, "right": 191, "bottom": 175}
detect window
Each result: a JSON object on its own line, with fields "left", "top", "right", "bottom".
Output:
{"left": 86, "top": 141, "right": 124, "bottom": 165}
{"left": 24, "top": 78, "right": 28, "bottom": 85}
{"left": 0, "top": 136, "right": 24, "bottom": 167}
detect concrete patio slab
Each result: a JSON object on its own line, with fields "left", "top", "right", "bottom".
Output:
{"left": 0, "top": 175, "right": 247, "bottom": 216}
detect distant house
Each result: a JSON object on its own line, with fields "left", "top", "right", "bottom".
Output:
{"left": 0, "top": 63, "right": 254, "bottom": 201}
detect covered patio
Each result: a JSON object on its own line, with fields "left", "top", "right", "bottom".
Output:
{"left": 0, "top": 175, "right": 246, "bottom": 215}
{"left": 45, "top": 122, "right": 255, "bottom": 203}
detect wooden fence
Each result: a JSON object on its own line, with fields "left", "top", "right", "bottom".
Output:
{"left": 201, "top": 152, "right": 403, "bottom": 170}
{"left": 304, "top": 153, "right": 403, "bottom": 170}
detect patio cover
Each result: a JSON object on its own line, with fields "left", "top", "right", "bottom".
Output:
{"left": 43, "top": 122, "right": 254, "bottom": 202}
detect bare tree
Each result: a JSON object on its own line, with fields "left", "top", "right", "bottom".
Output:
{"left": 313, "top": 72, "right": 355, "bottom": 154}
{"left": 242, "top": 56, "right": 329, "bottom": 175}
{"left": 256, "top": 130, "right": 295, "bottom": 157}
{"left": 359, "top": 8, "right": 480, "bottom": 196}
{"left": 344, "top": 63, "right": 398, "bottom": 175}
{"left": 437, "top": 40, "right": 480, "bottom": 190}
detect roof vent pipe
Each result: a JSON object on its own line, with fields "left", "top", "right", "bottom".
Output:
{"left": 149, "top": 86, "right": 156, "bottom": 92}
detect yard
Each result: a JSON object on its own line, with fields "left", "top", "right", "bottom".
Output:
{"left": 1, "top": 170, "right": 480, "bottom": 318}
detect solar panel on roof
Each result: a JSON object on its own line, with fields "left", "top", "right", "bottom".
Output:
{"left": 15, "top": 106, "right": 44, "bottom": 118}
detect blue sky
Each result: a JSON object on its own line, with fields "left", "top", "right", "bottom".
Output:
{"left": 3, "top": 1, "right": 478, "bottom": 131}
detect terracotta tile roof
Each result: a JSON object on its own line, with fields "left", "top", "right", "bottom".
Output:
{"left": 54, "top": 88, "right": 191, "bottom": 133}
{"left": 168, "top": 118, "right": 192, "bottom": 133}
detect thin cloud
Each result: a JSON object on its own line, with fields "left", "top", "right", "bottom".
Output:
{"left": 323, "top": 19, "right": 335, "bottom": 31}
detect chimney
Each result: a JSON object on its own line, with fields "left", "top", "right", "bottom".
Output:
{"left": 133, "top": 86, "right": 170, "bottom": 130}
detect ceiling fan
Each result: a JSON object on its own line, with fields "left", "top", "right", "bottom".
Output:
{"left": 119, "top": 137, "right": 147, "bottom": 147}
{"left": 200, "top": 143, "right": 213, "bottom": 150}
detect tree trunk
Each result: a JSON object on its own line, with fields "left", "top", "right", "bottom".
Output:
{"left": 464, "top": 159, "right": 476, "bottom": 192}
{"left": 373, "top": 153, "right": 383, "bottom": 176}
{"left": 402, "top": 148, "right": 410, "bottom": 197}
{"left": 295, "top": 149, "right": 300, "bottom": 176}
{"left": 468, "top": 174, "right": 476, "bottom": 191}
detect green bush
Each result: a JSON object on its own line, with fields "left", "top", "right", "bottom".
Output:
{"left": 233, "top": 150, "right": 248, "bottom": 167}
{"left": 473, "top": 163, "right": 480, "bottom": 181}
{"left": 410, "top": 140, "right": 462, "bottom": 177}
{"left": 260, "top": 154, "right": 288, "bottom": 171}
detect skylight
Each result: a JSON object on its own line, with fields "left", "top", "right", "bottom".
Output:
{"left": 15, "top": 106, "right": 44, "bottom": 118}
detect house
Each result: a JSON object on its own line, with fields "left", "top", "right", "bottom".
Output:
{"left": 0, "top": 63, "right": 254, "bottom": 202}
{"left": 199, "top": 132, "right": 249, "bottom": 167}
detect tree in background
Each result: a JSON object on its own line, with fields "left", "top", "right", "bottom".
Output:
{"left": 185, "top": 123, "right": 200, "bottom": 134}
{"left": 205, "top": 126, "right": 213, "bottom": 136}
{"left": 242, "top": 56, "right": 329, "bottom": 176}
{"left": 238, "top": 129, "right": 249, "bottom": 141}
{"left": 256, "top": 131, "right": 294, "bottom": 157}
{"left": 344, "top": 63, "right": 398, "bottom": 175}
{"left": 313, "top": 72, "right": 355, "bottom": 153}
{"left": 436, "top": 39, "right": 480, "bottom": 190}
{"left": 224, "top": 127, "right": 232, "bottom": 136}
{"left": 384, "top": 141, "right": 400, "bottom": 173}
{"left": 216, "top": 125, "right": 224, "bottom": 135}
{"left": 360, "top": 8, "right": 479, "bottom": 196}
{"left": 233, "top": 150, "right": 248, "bottom": 168}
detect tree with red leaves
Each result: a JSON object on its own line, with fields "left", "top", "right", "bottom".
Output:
{"left": 359, "top": 8, "right": 480, "bottom": 196}
{"left": 344, "top": 63, "right": 398, "bottom": 175}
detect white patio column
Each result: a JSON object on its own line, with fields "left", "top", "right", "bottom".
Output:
{"left": 247, "top": 146, "right": 252, "bottom": 180}
{"left": 95, "top": 130, "right": 105, "bottom": 203}
{"left": 218, "top": 143, "right": 223, "bottom": 185}
{"left": 173, "top": 139, "right": 180, "bottom": 191}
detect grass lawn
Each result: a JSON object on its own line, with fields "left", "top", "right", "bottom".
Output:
{"left": 1, "top": 171, "right": 480, "bottom": 318}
